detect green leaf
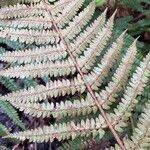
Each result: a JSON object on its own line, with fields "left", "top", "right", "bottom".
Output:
{"left": 0, "top": 124, "right": 9, "bottom": 136}
{"left": 95, "top": 0, "right": 106, "bottom": 6}
{"left": 0, "top": 100, "right": 25, "bottom": 129}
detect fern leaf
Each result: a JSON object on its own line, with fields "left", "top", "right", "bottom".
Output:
{"left": 86, "top": 30, "right": 125, "bottom": 90}
{"left": 0, "top": 76, "right": 19, "bottom": 91}
{"left": 11, "top": 39, "right": 137, "bottom": 118}
{"left": 2, "top": 74, "right": 86, "bottom": 103}
{"left": 111, "top": 52, "right": 150, "bottom": 132}
{"left": 62, "top": 1, "right": 95, "bottom": 40}
{"left": 1, "top": 28, "right": 124, "bottom": 78}
{"left": 0, "top": 124, "right": 9, "bottom": 136}
{"left": 0, "top": 1, "right": 150, "bottom": 149}
{"left": 0, "top": 16, "right": 53, "bottom": 30}
{"left": 0, "top": 99, "right": 25, "bottom": 129}
{"left": 78, "top": 11, "right": 116, "bottom": 73}
{"left": 15, "top": 0, "right": 71, "bottom": 16}
{"left": 71, "top": 9, "right": 107, "bottom": 56}
{"left": 0, "top": 42, "right": 67, "bottom": 63}
{"left": 6, "top": 93, "right": 96, "bottom": 118}
{"left": 123, "top": 102, "right": 150, "bottom": 150}
{"left": 50, "top": 0, "right": 72, "bottom": 16}
{"left": 0, "top": 28, "right": 59, "bottom": 45}
{"left": 0, "top": 58, "right": 76, "bottom": 78}
{"left": 0, "top": 0, "right": 72, "bottom": 30}
{"left": 0, "top": 3, "right": 46, "bottom": 19}
{"left": 4, "top": 114, "right": 105, "bottom": 142}
{"left": 55, "top": 0, "right": 84, "bottom": 28}
{"left": 110, "top": 102, "right": 150, "bottom": 150}
{"left": 101, "top": 39, "right": 137, "bottom": 109}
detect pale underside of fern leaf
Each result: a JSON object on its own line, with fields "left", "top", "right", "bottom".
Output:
{"left": 4, "top": 51, "right": 150, "bottom": 143}
{"left": 0, "top": 17, "right": 53, "bottom": 30}
{"left": 100, "top": 39, "right": 137, "bottom": 109}
{"left": 0, "top": 42, "right": 67, "bottom": 63}
{"left": 0, "top": 0, "right": 72, "bottom": 19}
{"left": 108, "top": 102, "right": 150, "bottom": 150}
{"left": 1, "top": 31, "right": 127, "bottom": 102}
{"left": 0, "top": 30, "right": 130, "bottom": 105}
{"left": 0, "top": 28, "right": 60, "bottom": 44}
{"left": 0, "top": 58, "right": 76, "bottom": 78}
{"left": 111, "top": 52, "right": 150, "bottom": 132}
{"left": 0, "top": 0, "right": 150, "bottom": 149}
{"left": 7, "top": 39, "right": 137, "bottom": 118}
{"left": 0, "top": 8, "right": 112, "bottom": 78}
{"left": 0, "top": 8, "right": 106, "bottom": 64}
{"left": 70, "top": 9, "right": 107, "bottom": 56}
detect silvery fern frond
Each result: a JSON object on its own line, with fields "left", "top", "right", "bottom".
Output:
{"left": 0, "top": 0, "right": 150, "bottom": 149}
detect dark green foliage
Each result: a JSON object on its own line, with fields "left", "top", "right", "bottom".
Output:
{"left": 23, "top": 78, "right": 37, "bottom": 88}
{"left": 128, "top": 19, "right": 150, "bottom": 36}
{"left": 0, "top": 123, "right": 9, "bottom": 136}
{"left": 119, "top": 0, "right": 150, "bottom": 15}
{"left": 0, "top": 100, "right": 25, "bottom": 129}
{"left": 0, "top": 77, "right": 19, "bottom": 92}
{"left": 0, "top": 38, "right": 24, "bottom": 50}
{"left": 58, "top": 138, "right": 85, "bottom": 150}
{"left": 118, "top": 0, "right": 150, "bottom": 56}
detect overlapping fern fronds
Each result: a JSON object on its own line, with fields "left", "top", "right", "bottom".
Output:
{"left": 0, "top": 0, "right": 150, "bottom": 150}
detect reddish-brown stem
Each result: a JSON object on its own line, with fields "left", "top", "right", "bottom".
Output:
{"left": 43, "top": 1, "right": 126, "bottom": 150}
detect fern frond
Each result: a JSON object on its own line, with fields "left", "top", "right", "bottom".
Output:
{"left": 0, "top": 124, "right": 9, "bottom": 136}
{"left": 85, "top": 30, "right": 125, "bottom": 90}
{"left": 55, "top": 0, "right": 84, "bottom": 28}
{"left": 0, "top": 38, "right": 24, "bottom": 50}
{"left": 110, "top": 102, "right": 150, "bottom": 150}
{"left": 6, "top": 93, "right": 96, "bottom": 118}
{"left": 4, "top": 114, "right": 105, "bottom": 142}
{"left": 0, "top": 76, "right": 19, "bottom": 91}
{"left": 0, "top": 42, "right": 67, "bottom": 63}
{"left": 62, "top": 1, "right": 95, "bottom": 40}
{"left": 50, "top": 0, "right": 72, "bottom": 17}
{"left": 58, "top": 137, "right": 85, "bottom": 150}
{"left": 71, "top": 9, "right": 107, "bottom": 56}
{"left": 11, "top": 40, "right": 137, "bottom": 118}
{"left": 0, "top": 58, "right": 76, "bottom": 78}
{"left": 0, "top": 3, "right": 46, "bottom": 19}
{"left": 7, "top": 0, "right": 72, "bottom": 18}
{"left": 0, "top": 16, "right": 53, "bottom": 30}
{"left": 78, "top": 12, "right": 116, "bottom": 73}
{"left": 12, "top": 39, "right": 137, "bottom": 118}
{"left": 1, "top": 29, "right": 124, "bottom": 78}
{"left": 0, "top": 99, "right": 25, "bottom": 129}
{"left": 111, "top": 52, "right": 150, "bottom": 132}
{"left": 0, "top": 28, "right": 59, "bottom": 44}
{"left": 0, "top": 0, "right": 74, "bottom": 30}
{"left": 2, "top": 74, "right": 86, "bottom": 103}
{"left": 100, "top": 39, "right": 137, "bottom": 109}
{"left": 123, "top": 102, "right": 150, "bottom": 150}
{"left": 1, "top": 1, "right": 150, "bottom": 149}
